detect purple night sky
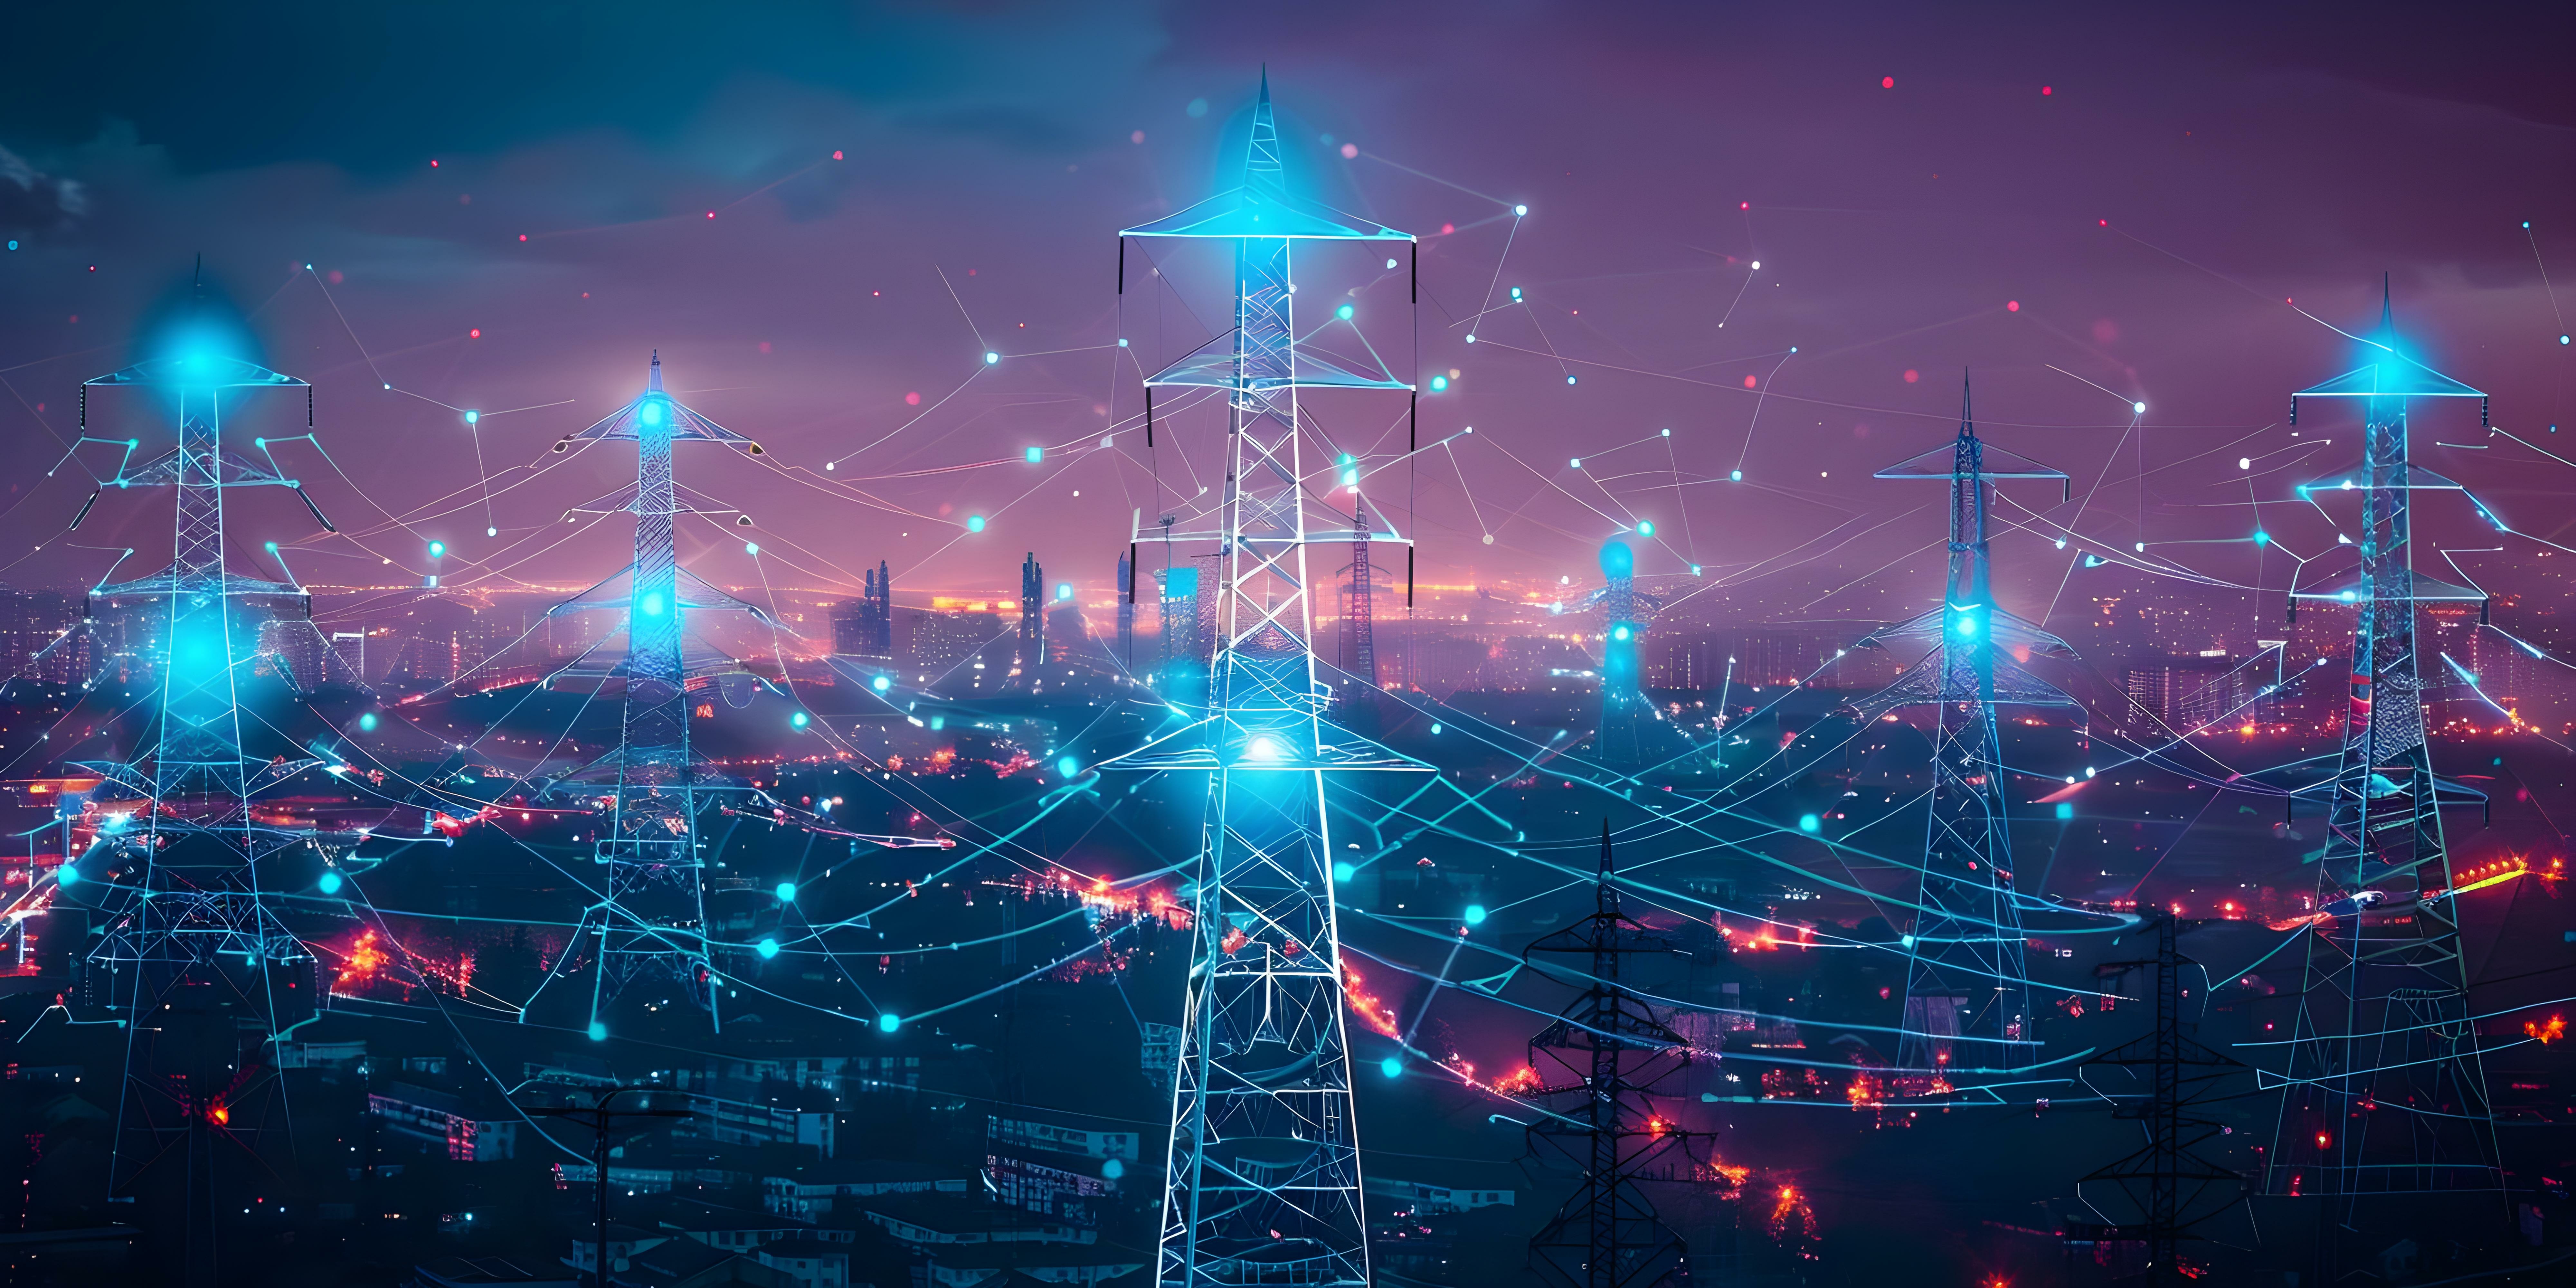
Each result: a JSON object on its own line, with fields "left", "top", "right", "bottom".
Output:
{"left": 2, "top": 3, "right": 2570, "bottom": 631}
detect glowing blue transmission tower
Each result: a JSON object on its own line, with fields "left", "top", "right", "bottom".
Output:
{"left": 1860, "top": 378, "right": 2072, "bottom": 1083}
{"left": 1109, "top": 75, "right": 1425, "bottom": 1288}
{"left": 544, "top": 353, "right": 771, "bottom": 1029}
{"left": 73, "top": 351, "right": 341, "bottom": 979}
{"left": 2266, "top": 287, "right": 2500, "bottom": 1198}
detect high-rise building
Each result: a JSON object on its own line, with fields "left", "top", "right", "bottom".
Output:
{"left": 833, "top": 562, "right": 894, "bottom": 659}
{"left": 1018, "top": 553, "right": 1044, "bottom": 664}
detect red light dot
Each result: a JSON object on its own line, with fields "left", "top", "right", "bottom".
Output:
{"left": 1739, "top": 201, "right": 1750, "bottom": 210}
{"left": 469, "top": 328, "right": 481, "bottom": 339}
{"left": 2007, "top": 300, "right": 2020, "bottom": 312}
{"left": 706, "top": 211, "right": 716, "bottom": 219}
{"left": 2098, "top": 219, "right": 2108, "bottom": 226}
{"left": 517, "top": 234, "right": 528, "bottom": 242}
{"left": 1904, "top": 369, "right": 1920, "bottom": 383}
{"left": 1742, "top": 375, "right": 1758, "bottom": 389}
{"left": 1881, "top": 76, "right": 1895, "bottom": 89}
{"left": 2041, "top": 86, "right": 2052, "bottom": 96}
{"left": 430, "top": 159, "right": 439, "bottom": 168}
{"left": 831, "top": 150, "right": 845, "bottom": 160}
{"left": 1439, "top": 223, "right": 1454, "bottom": 235}
{"left": 904, "top": 392, "right": 922, "bottom": 406}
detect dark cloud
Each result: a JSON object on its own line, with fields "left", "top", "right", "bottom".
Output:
{"left": 0, "top": 145, "right": 87, "bottom": 234}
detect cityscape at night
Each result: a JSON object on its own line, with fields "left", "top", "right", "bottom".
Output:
{"left": 1, "top": 5, "right": 2574, "bottom": 1285}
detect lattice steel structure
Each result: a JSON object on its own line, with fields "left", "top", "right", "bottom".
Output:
{"left": 71, "top": 349, "right": 341, "bottom": 985}
{"left": 1110, "top": 74, "right": 1423, "bottom": 1288}
{"left": 1866, "top": 377, "right": 2069, "bottom": 1081}
{"left": 2266, "top": 288, "right": 2501, "bottom": 1198}
{"left": 1524, "top": 824, "right": 1714, "bottom": 1288}
{"left": 2068, "top": 911, "right": 2245, "bottom": 1285}
{"left": 544, "top": 354, "right": 771, "bottom": 1030}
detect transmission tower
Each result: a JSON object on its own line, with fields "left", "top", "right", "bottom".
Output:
{"left": 69, "top": 349, "right": 341, "bottom": 977}
{"left": 2064, "top": 910, "right": 2246, "bottom": 1285}
{"left": 1866, "top": 376, "right": 2070, "bottom": 1084}
{"left": 1108, "top": 72, "right": 1423, "bottom": 1288}
{"left": 2266, "top": 284, "right": 2502, "bottom": 1198}
{"left": 1587, "top": 540, "right": 1661, "bottom": 768}
{"left": 1524, "top": 823, "right": 1719, "bottom": 1288}
{"left": 541, "top": 353, "right": 772, "bottom": 1032}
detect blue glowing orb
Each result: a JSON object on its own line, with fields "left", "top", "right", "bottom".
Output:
{"left": 1612, "top": 625, "right": 1632, "bottom": 641}
{"left": 775, "top": 881, "right": 798, "bottom": 902}
{"left": 357, "top": 713, "right": 378, "bottom": 732}
{"left": 1025, "top": 445, "right": 1043, "bottom": 463}
{"left": 1464, "top": 904, "right": 1487, "bottom": 925}
{"left": 1102, "top": 1158, "right": 1124, "bottom": 1180}
{"left": 1599, "top": 540, "right": 1634, "bottom": 578}
{"left": 791, "top": 711, "right": 810, "bottom": 729}
{"left": 639, "top": 400, "right": 665, "bottom": 426}
{"left": 1336, "top": 303, "right": 1354, "bottom": 320}
{"left": 1953, "top": 612, "right": 1979, "bottom": 637}
{"left": 318, "top": 871, "right": 343, "bottom": 895}
{"left": 1056, "top": 582, "right": 1072, "bottom": 600}
{"left": 878, "top": 1013, "right": 902, "bottom": 1034}
{"left": 871, "top": 675, "right": 891, "bottom": 692}
{"left": 757, "top": 937, "right": 780, "bottom": 959}
{"left": 587, "top": 1021, "right": 608, "bottom": 1041}
{"left": 54, "top": 865, "right": 78, "bottom": 887}
{"left": 1798, "top": 813, "right": 1822, "bottom": 833}
{"left": 1057, "top": 755, "right": 1079, "bottom": 777}
{"left": 1332, "top": 861, "right": 1357, "bottom": 883}
{"left": 966, "top": 516, "right": 986, "bottom": 533}
{"left": 984, "top": 351, "right": 999, "bottom": 365}
{"left": 1380, "top": 1056, "right": 1403, "bottom": 1078}
{"left": 2055, "top": 802, "right": 2075, "bottom": 820}
{"left": 1429, "top": 375, "right": 1448, "bottom": 392}
{"left": 427, "top": 540, "right": 445, "bottom": 559}
{"left": 745, "top": 542, "right": 760, "bottom": 555}
{"left": 1637, "top": 520, "right": 1654, "bottom": 537}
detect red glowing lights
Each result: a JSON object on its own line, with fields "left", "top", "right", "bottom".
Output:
{"left": 468, "top": 328, "right": 482, "bottom": 339}
{"left": 1881, "top": 76, "right": 1894, "bottom": 89}
{"left": 1742, "top": 375, "right": 1758, "bottom": 389}
{"left": 2527, "top": 1015, "right": 2566, "bottom": 1045}
{"left": 904, "top": 392, "right": 922, "bottom": 406}
{"left": 2006, "top": 301, "right": 2020, "bottom": 312}
{"left": 2041, "top": 85, "right": 2052, "bottom": 96}
{"left": 831, "top": 150, "right": 845, "bottom": 160}
{"left": 1903, "top": 369, "right": 1920, "bottom": 383}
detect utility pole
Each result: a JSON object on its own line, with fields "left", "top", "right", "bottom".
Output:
{"left": 530, "top": 1089, "right": 693, "bottom": 1288}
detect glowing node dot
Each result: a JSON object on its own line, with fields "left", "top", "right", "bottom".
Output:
{"left": 878, "top": 1013, "right": 902, "bottom": 1034}
{"left": 358, "top": 713, "right": 379, "bottom": 733}
{"left": 1335, "top": 303, "right": 1353, "bottom": 320}
{"left": 832, "top": 149, "right": 845, "bottom": 160}
{"left": 1332, "top": 861, "right": 1357, "bottom": 883}
{"left": 1464, "top": 904, "right": 1487, "bottom": 925}
{"left": 1429, "top": 375, "right": 1448, "bottom": 392}
{"left": 1340, "top": 142, "right": 1358, "bottom": 159}
{"left": 1570, "top": 458, "right": 1583, "bottom": 469}
{"left": 1881, "top": 75, "right": 1895, "bottom": 88}
{"left": 1380, "top": 1056, "right": 1403, "bottom": 1078}
{"left": 1729, "top": 469, "right": 1743, "bottom": 481}
{"left": 871, "top": 675, "right": 891, "bottom": 693}
{"left": 469, "top": 327, "right": 482, "bottom": 338}
{"left": 757, "top": 938, "right": 780, "bottom": 958}
{"left": 776, "top": 881, "right": 798, "bottom": 902}
{"left": 904, "top": 391, "right": 921, "bottom": 405}
{"left": 2006, "top": 300, "right": 2020, "bottom": 312}
{"left": 2134, "top": 401, "right": 2147, "bottom": 414}
{"left": 790, "top": 711, "right": 810, "bottom": 729}
{"left": 463, "top": 410, "right": 480, "bottom": 425}
{"left": 587, "top": 1021, "right": 608, "bottom": 1042}
{"left": 984, "top": 351, "right": 1000, "bottom": 365}
{"left": 1799, "top": 813, "right": 1822, "bottom": 833}
{"left": 1024, "top": 445, "right": 1044, "bottom": 463}
{"left": 1743, "top": 375, "right": 1758, "bottom": 388}
{"left": 57, "top": 866, "right": 80, "bottom": 887}
{"left": 318, "top": 872, "right": 343, "bottom": 895}
{"left": 1638, "top": 520, "right": 1654, "bottom": 536}
{"left": 966, "top": 515, "right": 986, "bottom": 533}
{"left": 1513, "top": 204, "right": 1528, "bottom": 217}
{"left": 1750, "top": 260, "right": 1761, "bottom": 270}
{"left": 1566, "top": 375, "right": 1576, "bottom": 385}
{"left": 2042, "top": 85, "right": 2052, "bottom": 96}
{"left": 1903, "top": 369, "right": 1920, "bottom": 383}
